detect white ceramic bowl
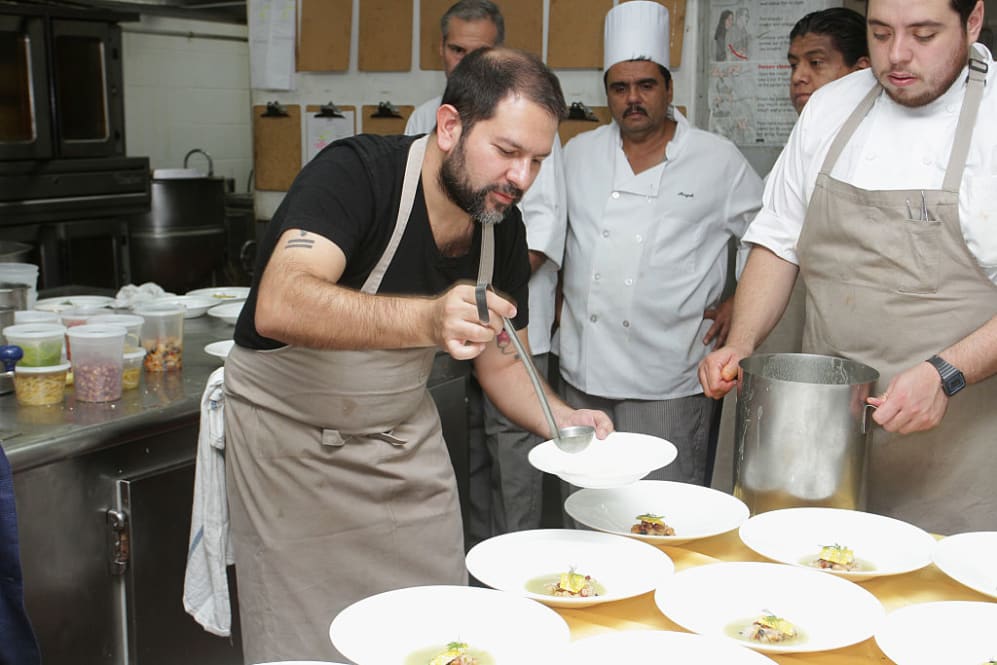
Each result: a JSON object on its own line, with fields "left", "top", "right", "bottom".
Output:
{"left": 329, "top": 585, "right": 570, "bottom": 665}
{"left": 738, "top": 507, "right": 936, "bottom": 581}
{"left": 528, "top": 431, "right": 677, "bottom": 488}
{"left": 207, "top": 302, "right": 243, "bottom": 325}
{"left": 465, "top": 528, "right": 674, "bottom": 608}
{"left": 560, "top": 629, "right": 778, "bottom": 664}
{"left": 186, "top": 286, "right": 250, "bottom": 302}
{"left": 204, "top": 340, "right": 235, "bottom": 358}
{"left": 565, "top": 480, "right": 750, "bottom": 545}
{"left": 148, "top": 295, "right": 216, "bottom": 318}
{"left": 932, "top": 531, "right": 997, "bottom": 600}
{"left": 875, "top": 601, "right": 997, "bottom": 665}
{"left": 35, "top": 295, "right": 114, "bottom": 313}
{"left": 654, "top": 561, "right": 885, "bottom": 654}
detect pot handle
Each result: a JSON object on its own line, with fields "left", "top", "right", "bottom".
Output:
{"left": 240, "top": 240, "right": 257, "bottom": 276}
{"left": 862, "top": 403, "right": 878, "bottom": 434}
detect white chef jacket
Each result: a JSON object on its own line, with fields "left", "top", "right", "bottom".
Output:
{"left": 560, "top": 109, "right": 763, "bottom": 399}
{"left": 744, "top": 46, "right": 997, "bottom": 284}
{"left": 406, "top": 96, "right": 566, "bottom": 354}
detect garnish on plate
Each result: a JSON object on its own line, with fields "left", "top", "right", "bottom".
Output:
{"left": 631, "top": 512, "right": 675, "bottom": 536}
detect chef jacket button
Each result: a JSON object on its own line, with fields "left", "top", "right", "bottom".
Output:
{"left": 635, "top": 234, "right": 643, "bottom": 243}
{"left": 946, "top": 104, "right": 956, "bottom": 114}
{"left": 622, "top": 320, "right": 630, "bottom": 328}
{"left": 590, "top": 315, "right": 598, "bottom": 323}
{"left": 602, "top": 230, "right": 610, "bottom": 238}
{"left": 865, "top": 153, "right": 876, "bottom": 161}
{"left": 922, "top": 155, "right": 932, "bottom": 165}
{"left": 611, "top": 191, "right": 620, "bottom": 199}
{"left": 594, "top": 273, "right": 601, "bottom": 281}
{"left": 624, "top": 278, "right": 633, "bottom": 286}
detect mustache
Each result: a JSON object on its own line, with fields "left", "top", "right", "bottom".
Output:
{"left": 486, "top": 182, "right": 524, "bottom": 203}
{"left": 624, "top": 104, "right": 648, "bottom": 117}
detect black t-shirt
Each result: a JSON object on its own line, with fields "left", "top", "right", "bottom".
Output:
{"left": 235, "top": 134, "right": 531, "bottom": 350}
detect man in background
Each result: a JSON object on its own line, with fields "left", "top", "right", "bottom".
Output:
{"left": 788, "top": 7, "right": 870, "bottom": 114}
{"left": 407, "top": 0, "right": 567, "bottom": 541}
{"left": 559, "top": 1, "right": 762, "bottom": 487}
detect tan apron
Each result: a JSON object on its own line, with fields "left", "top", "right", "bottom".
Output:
{"left": 797, "top": 48, "right": 997, "bottom": 534}
{"left": 224, "top": 136, "right": 467, "bottom": 664}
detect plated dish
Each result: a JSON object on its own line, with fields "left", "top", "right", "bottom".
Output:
{"left": 528, "top": 431, "right": 677, "bottom": 488}
{"left": 148, "top": 295, "right": 216, "bottom": 318}
{"left": 204, "top": 340, "right": 235, "bottom": 359}
{"left": 465, "top": 528, "right": 674, "bottom": 609}
{"left": 564, "top": 480, "right": 750, "bottom": 545}
{"left": 654, "top": 561, "right": 884, "bottom": 654}
{"left": 875, "top": 601, "right": 997, "bottom": 665}
{"left": 207, "top": 302, "right": 243, "bottom": 325}
{"left": 560, "top": 629, "right": 777, "bottom": 664}
{"left": 932, "top": 531, "right": 997, "bottom": 600}
{"left": 738, "top": 507, "right": 936, "bottom": 581}
{"left": 329, "top": 585, "right": 570, "bottom": 665}
{"left": 35, "top": 295, "right": 114, "bottom": 313}
{"left": 186, "top": 286, "right": 250, "bottom": 302}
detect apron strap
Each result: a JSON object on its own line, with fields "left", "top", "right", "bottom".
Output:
{"left": 819, "top": 82, "right": 880, "bottom": 175}
{"left": 943, "top": 44, "right": 988, "bottom": 192}
{"left": 475, "top": 222, "right": 495, "bottom": 323}
{"left": 361, "top": 135, "right": 430, "bottom": 294}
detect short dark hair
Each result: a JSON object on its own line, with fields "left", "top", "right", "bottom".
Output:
{"left": 790, "top": 7, "right": 868, "bottom": 67}
{"left": 441, "top": 0, "right": 505, "bottom": 45}
{"left": 950, "top": 0, "right": 979, "bottom": 25}
{"left": 602, "top": 58, "right": 672, "bottom": 91}
{"left": 441, "top": 47, "right": 566, "bottom": 135}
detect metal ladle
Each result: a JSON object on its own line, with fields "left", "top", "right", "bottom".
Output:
{"left": 501, "top": 317, "right": 593, "bottom": 453}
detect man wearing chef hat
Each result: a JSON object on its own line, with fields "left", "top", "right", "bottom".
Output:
{"left": 558, "top": 1, "right": 762, "bottom": 486}
{"left": 700, "top": 0, "right": 997, "bottom": 534}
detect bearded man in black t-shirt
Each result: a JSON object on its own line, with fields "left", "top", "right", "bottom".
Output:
{"left": 222, "top": 48, "right": 613, "bottom": 664}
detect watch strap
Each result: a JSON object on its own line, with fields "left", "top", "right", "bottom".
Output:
{"left": 926, "top": 355, "right": 966, "bottom": 397}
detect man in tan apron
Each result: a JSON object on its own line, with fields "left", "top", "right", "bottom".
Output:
{"left": 700, "top": 0, "right": 997, "bottom": 535}
{"left": 224, "top": 48, "right": 611, "bottom": 664}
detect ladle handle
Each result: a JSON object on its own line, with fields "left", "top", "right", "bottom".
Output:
{"left": 501, "top": 317, "right": 559, "bottom": 440}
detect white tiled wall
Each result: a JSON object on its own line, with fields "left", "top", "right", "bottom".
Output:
{"left": 122, "top": 15, "right": 253, "bottom": 193}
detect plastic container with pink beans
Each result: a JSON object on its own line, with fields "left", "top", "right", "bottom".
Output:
{"left": 66, "top": 324, "right": 127, "bottom": 402}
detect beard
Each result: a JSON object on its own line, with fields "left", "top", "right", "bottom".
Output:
{"left": 879, "top": 41, "right": 968, "bottom": 108}
{"left": 438, "top": 135, "right": 523, "bottom": 226}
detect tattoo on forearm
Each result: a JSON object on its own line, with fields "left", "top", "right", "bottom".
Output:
{"left": 496, "top": 330, "right": 518, "bottom": 357}
{"left": 285, "top": 233, "right": 316, "bottom": 250}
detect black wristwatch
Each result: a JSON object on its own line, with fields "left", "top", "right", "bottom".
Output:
{"left": 926, "top": 355, "right": 966, "bottom": 397}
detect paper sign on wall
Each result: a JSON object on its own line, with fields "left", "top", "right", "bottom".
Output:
{"left": 306, "top": 109, "right": 356, "bottom": 163}
{"left": 249, "top": 0, "right": 296, "bottom": 90}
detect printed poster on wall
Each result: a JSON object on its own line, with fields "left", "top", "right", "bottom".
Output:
{"left": 249, "top": 0, "right": 296, "bottom": 91}
{"left": 708, "top": 0, "right": 838, "bottom": 146}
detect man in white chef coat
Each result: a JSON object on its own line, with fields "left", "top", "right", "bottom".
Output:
{"left": 700, "top": 0, "right": 997, "bottom": 534}
{"left": 407, "top": 0, "right": 567, "bottom": 539}
{"left": 559, "top": 1, "right": 763, "bottom": 486}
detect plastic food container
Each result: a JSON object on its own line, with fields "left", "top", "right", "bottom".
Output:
{"left": 13, "top": 310, "right": 59, "bottom": 325}
{"left": 66, "top": 324, "right": 127, "bottom": 402}
{"left": 122, "top": 347, "right": 146, "bottom": 390}
{"left": 14, "top": 362, "right": 70, "bottom": 406}
{"left": 134, "top": 303, "right": 184, "bottom": 371}
{"left": 60, "top": 306, "right": 103, "bottom": 360}
{"left": 90, "top": 313, "right": 144, "bottom": 351}
{"left": 0, "top": 262, "right": 39, "bottom": 308}
{"left": 2, "top": 323, "right": 67, "bottom": 367}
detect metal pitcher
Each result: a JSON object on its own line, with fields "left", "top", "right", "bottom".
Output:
{"left": 733, "top": 353, "right": 879, "bottom": 515}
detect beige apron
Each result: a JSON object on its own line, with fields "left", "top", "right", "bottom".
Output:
{"left": 224, "top": 136, "right": 467, "bottom": 664}
{"left": 797, "top": 48, "right": 997, "bottom": 534}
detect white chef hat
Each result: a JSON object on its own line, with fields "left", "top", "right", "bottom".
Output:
{"left": 603, "top": 1, "right": 670, "bottom": 71}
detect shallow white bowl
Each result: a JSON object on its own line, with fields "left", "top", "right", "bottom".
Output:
{"left": 465, "top": 528, "right": 674, "bottom": 609}
{"left": 528, "top": 431, "right": 677, "bottom": 488}
{"left": 329, "top": 585, "right": 570, "bottom": 665}
{"left": 207, "top": 302, "right": 243, "bottom": 325}
{"left": 932, "top": 531, "right": 997, "bottom": 600}
{"left": 148, "top": 295, "right": 216, "bottom": 318}
{"left": 875, "top": 601, "right": 997, "bottom": 665}
{"left": 204, "top": 340, "right": 234, "bottom": 358}
{"left": 565, "top": 480, "right": 750, "bottom": 545}
{"left": 654, "top": 561, "right": 884, "bottom": 654}
{"left": 561, "top": 629, "right": 778, "bottom": 664}
{"left": 186, "top": 286, "right": 250, "bottom": 302}
{"left": 738, "top": 507, "right": 936, "bottom": 581}
{"left": 35, "top": 295, "right": 114, "bottom": 312}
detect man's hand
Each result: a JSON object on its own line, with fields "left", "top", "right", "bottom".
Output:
{"left": 433, "top": 284, "right": 516, "bottom": 360}
{"left": 703, "top": 297, "right": 735, "bottom": 348}
{"left": 866, "top": 361, "right": 949, "bottom": 434}
{"left": 698, "top": 345, "right": 747, "bottom": 399}
{"left": 559, "top": 408, "right": 615, "bottom": 440}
